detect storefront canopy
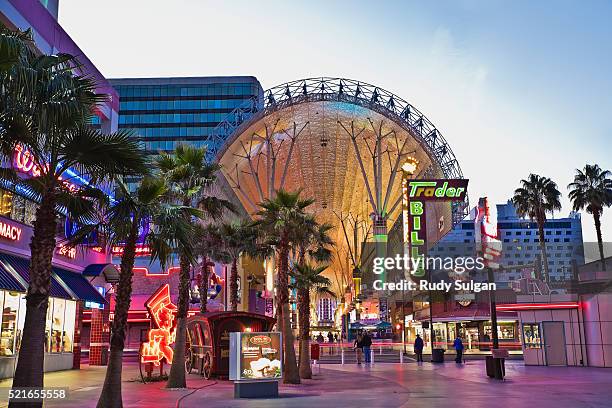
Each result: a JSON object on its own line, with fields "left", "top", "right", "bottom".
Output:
{"left": 0, "top": 252, "right": 107, "bottom": 304}
{"left": 53, "top": 268, "right": 107, "bottom": 305}
{"left": 82, "top": 263, "right": 120, "bottom": 283}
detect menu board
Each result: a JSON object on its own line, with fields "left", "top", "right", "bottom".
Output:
{"left": 230, "top": 332, "right": 282, "bottom": 381}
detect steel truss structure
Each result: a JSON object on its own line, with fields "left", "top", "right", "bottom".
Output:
{"left": 211, "top": 77, "right": 469, "bottom": 225}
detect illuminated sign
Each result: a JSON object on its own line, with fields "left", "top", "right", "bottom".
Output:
{"left": 229, "top": 332, "right": 282, "bottom": 381}
{"left": 56, "top": 243, "right": 77, "bottom": 259}
{"left": 14, "top": 145, "right": 78, "bottom": 192}
{"left": 406, "top": 180, "right": 469, "bottom": 201}
{"left": 0, "top": 221, "right": 22, "bottom": 241}
{"left": 475, "top": 197, "right": 502, "bottom": 269}
{"left": 111, "top": 244, "right": 151, "bottom": 257}
{"left": 140, "top": 284, "right": 178, "bottom": 366}
{"left": 402, "top": 179, "right": 469, "bottom": 278}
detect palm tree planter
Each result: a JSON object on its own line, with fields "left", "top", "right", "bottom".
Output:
{"left": 512, "top": 174, "right": 561, "bottom": 283}
{"left": 568, "top": 164, "right": 612, "bottom": 271}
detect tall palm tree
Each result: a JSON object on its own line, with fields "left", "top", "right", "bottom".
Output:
{"left": 193, "top": 223, "right": 226, "bottom": 313}
{"left": 512, "top": 174, "right": 562, "bottom": 282}
{"left": 254, "top": 189, "right": 315, "bottom": 384}
{"left": 217, "top": 220, "right": 258, "bottom": 311}
{"left": 291, "top": 264, "right": 333, "bottom": 379}
{"left": 157, "top": 144, "right": 233, "bottom": 389}
{"left": 86, "top": 177, "right": 200, "bottom": 408}
{"left": 568, "top": 164, "right": 612, "bottom": 271}
{"left": 1, "top": 29, "right": 148, "bottom": 398}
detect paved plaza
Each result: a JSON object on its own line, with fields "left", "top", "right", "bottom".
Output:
{"left": 1, "top": 360, "right": 611, "bottom": 407}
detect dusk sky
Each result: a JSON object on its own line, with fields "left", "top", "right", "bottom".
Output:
{"left": 60, "top": 0, "right": 612, "bottom": 244}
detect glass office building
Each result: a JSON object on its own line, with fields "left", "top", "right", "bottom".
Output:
{"left": 110, "top": 77, "right": 264, "bottom": 155}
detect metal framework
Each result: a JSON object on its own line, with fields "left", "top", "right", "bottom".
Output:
{"left": 210, "top": 77, "right": 469, "bottom": 224}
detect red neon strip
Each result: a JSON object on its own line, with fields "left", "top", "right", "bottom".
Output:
{"left": 496, "top": 302, "right": 579, "bottom": 311}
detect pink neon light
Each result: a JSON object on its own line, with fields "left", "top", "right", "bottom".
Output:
{"left": 496, "top": 302, "right": 579, "bottom": 311}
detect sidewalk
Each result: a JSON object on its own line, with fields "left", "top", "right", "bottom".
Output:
{"left": 1, "top": 360, "right": 611, "bottom": 407}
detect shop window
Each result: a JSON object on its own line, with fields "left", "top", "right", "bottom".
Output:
{"left": 522, "top": 323, "right": 541, "bottom": 349}
{"left": 45, "top": 299, "right": 53, "bottom": 352}
{"left": 484, "top": 322, "right": 515, "bottom": 340}
{"left": 50, "top": 298, "right": 66, "bottom": 353}
{"left": 63, "top": 301, "right": 76, "bottom": 352}
{"left": 0, "top": 189, "right": 13, "bottom": 217}
{"left": 15, "top": 294, "right": 25, "bottom": 353}
{"left": 0, "top": 291, "right": 20, "bottom": 356}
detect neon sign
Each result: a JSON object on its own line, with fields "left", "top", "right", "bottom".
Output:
{"left": 0, "top": 221, "right": 22, "bottom": 241}
{"left": 140, "top": 284, "right": 177, "bottom": 366}
{"left": 56, "top": 243, "right": 77, "bottom": 259}
{"left": 14, "top": 145, "right": 78, "bottom": 192}
{"left": 111, "top": 244, "right": 151, "bottom": 257}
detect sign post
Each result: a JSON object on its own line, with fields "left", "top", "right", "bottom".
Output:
{"left": 229, "top": 331, "right": 282, "bottom": 398}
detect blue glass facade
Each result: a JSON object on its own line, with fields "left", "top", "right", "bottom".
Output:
{"left": 110, "top": 77, "right": 263, "bottom": 155}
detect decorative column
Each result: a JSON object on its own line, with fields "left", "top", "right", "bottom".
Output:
{"left": 89, "top": 292, "right": 111, "bottom": 366}
{"left": 72, "top": 300, "right": 84, "bottom": 369}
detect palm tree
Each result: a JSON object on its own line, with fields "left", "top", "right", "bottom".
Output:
{"left": 217, "top": 220, "right": 258, "bottom": 311}
{"left": 291, "top": 263, "right": 333, "bottom": 379}
{"left": 157, "top": 144, "right": 233, "bottom": 389}
{"left": 88, "top": 177, "right": 199, "bottom": 408}
{"left": 254, "top": 189, "right": 315, "bottom": 384}
{"left": 193, "top": 224, "right": 226, "bottom": 313}
{"left": 1, "top": 29, "right": 148, "bottom": 396}
{"left": 512, "top": 174, "right": 562, "bottom": 282}
{"left": 568, "top": 164, "right": 612, "bottom": 271}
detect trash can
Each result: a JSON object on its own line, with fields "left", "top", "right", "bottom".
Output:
{"left": 431, "top": 348, "right": 445, "bottom": 363}
{"left": 486, "top": 353, "right": 506, "bottom": 379}
{"left": 310, "top": 343, "right": 320, "bottom": 361}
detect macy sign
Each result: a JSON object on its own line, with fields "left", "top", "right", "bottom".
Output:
{"left": 0, "top": 221, "right": 22, "bottom": 241}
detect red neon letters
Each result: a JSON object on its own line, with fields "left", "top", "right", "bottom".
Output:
{"left": 140, "top": 284, "right": 178, "bottom": 366}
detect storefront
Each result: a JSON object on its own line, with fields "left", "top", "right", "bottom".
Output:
{"left": 0, "top": 214, "right": 112, "bottom": 379}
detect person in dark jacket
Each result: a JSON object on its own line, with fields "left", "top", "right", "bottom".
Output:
{"left": 362, "top": 331, "right": 373, "bottom": 363}
{"left": 453, "top": 335, "right": 465, "bottom": 363}
{"left": 354, "top": 333, "right": 364, "bottom": 364}
{"left": 414, "top": 334, "right": 424, "bottom": 362}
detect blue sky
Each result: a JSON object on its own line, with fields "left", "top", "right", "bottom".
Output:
{"left": 60, "top": 0, "right": 612, "bottom": 244}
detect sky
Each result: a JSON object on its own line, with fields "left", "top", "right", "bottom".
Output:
{"left": 59, "top": 0, "right": 612, "bottom": 245}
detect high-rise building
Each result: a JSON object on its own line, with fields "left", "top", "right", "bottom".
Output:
{"left": 436, "top": 200, "right": 584, "bottom": 285}
{"left": 109, "top": 77, "right": 264, "bottom": 155}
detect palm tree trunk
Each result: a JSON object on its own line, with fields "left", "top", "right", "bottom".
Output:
{"left": 277, "top": 239, "right": 300, "bottom": 384}
{"left": 166, "top": 252, "right": 190, "bottom": 388}
{"left": 230, "top": 257, "right": 238, "bottom": 311}
{"left": 198, "top": 258, "right": 210, "bottom": 313}
{"left": 97, "top": 219, "right": 139, "bottom": 408}
{"left": 537, "top": 217, "right": 551, "bottom": 282}
{"left": 297, "top": 288, "right": 312, "bottom": 379}
{"left": 593, "top": 211, "right": 606, "bottom": 271}
{"left": 10, "top": 191, "right": 57, "bottom": 408}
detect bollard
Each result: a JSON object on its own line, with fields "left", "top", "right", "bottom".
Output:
{"left": 400, "top": 350, "right": 403, "bottom": 363}
{"left": 371, "top": 349, "right": 375, "bottom": 365}
{"left": 379, "top": 344, "right": 383, "bottom": 355}
{"left": 341, "top": 348, "right": 345, "bottom": 365}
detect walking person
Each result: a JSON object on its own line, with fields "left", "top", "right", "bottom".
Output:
{"left": 327, "top": 331, "right": 335, "bottom": 355}
{"left": 354, "top": 332, "right": 364, "bottom": 365}
{"left": 414, "top": 333, "right": 424, "bottom": 362}
{"left": 453, "top": 334, "right": 465, "bottom": 363}
{"left": 362, "top": 330, "right": 372, "bottom": 364}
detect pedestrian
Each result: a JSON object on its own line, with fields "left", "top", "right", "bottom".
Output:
{"left": 362, "top": 330, "right": 372, "bottom": 363}
{"left": 317, "top": 333, "right": 324, "bottom": 343}
{"left": 414, "top": 333, "right": 424, "bottom": 362}
{"left": 354, "top": 332, "right": 364, "bottom": 365}
{"left": 453, "top": 335, "right": 464, "bottom": 363}
{"left": 327, "top": 331, "right": 334, "bottom": 355}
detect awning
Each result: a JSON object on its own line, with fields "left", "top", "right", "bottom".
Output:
{"left": 0, "top": 253, "right": 72, "bottom": 299}
{"left": 82, "top": 263, "right": 120, "bottom": 283}
{"left": 0, "top": 258, "right": 26, "bottom": 292}
{"left": 53, "top": 268, "right": 107, "bottom": 305}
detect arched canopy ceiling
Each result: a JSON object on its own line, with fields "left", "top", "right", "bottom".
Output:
{"left": 213, "top": 78, "right": 468, "bottom": 293}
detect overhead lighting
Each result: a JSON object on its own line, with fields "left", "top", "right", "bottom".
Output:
{"left": 401, "top": 157, "right": 419, "bottom": 175}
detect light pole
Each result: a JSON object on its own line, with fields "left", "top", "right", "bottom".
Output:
{"left": 401, "top": 157, "right": 418, "bottom": 356}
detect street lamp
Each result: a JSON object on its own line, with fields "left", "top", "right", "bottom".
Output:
{"left": 401, "top": 157, "right": 418, "bottom": 356}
